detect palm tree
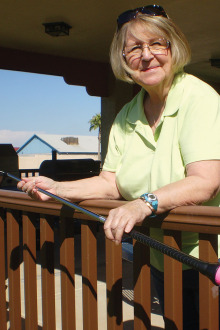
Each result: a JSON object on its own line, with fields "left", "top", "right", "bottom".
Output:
{"left": 89, "top": 113, "right": 101, "bottom": 161}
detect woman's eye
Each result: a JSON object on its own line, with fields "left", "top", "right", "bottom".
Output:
{"left": 129, "top": 45, "right": 141, "bottom": 53}
{"left": 150, "top": 39, "right": 167, "bottom": 48}
{"left": 151, "top": 41, "right": 161, "bottom": 46}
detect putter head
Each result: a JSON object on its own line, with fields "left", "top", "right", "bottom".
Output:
{"left": 0, "top": 171, "right": 6, "bottom": 176}
{"left": 0, "top": 171, "right": 6, "bottom": 186}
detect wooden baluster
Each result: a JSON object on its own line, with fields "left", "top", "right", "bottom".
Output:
{"left": 0, "top": 208, "right": 7, "bottom": 330}
{"left": 23, "top": 212, "right": 38, "bottom": 330}
{"left": 199, "top": 233, "right": 219, "bottom": 330}
{"left": 133, "top": 227, "right": 151, "bottom": 329}
{"left": 105, "top": 238, "right": 123, "bottom": 329}
{"left": 164, "top": 230, "right": 182, "bottom": 330}
{"left": 60, "top": 216, "right": 76, "bottom": 330}
{"left": 40, "top": 214, "right": 56, "bottom": 330}
{"left": 7, "top": 209, "right": 22, "bottom": 330}
{"left": 81, "top": 221, "right": 98, "bottom": 329}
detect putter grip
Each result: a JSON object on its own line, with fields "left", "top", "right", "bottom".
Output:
{"left": 214, "top": 266, "right": 220, "bottom": 285}
{"left": 130, "top": 229, "right": 220, "bottom": 285}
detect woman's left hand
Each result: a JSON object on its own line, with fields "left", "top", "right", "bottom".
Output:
{"left": 103, "top": 199, "right": 152, "bottom": 244}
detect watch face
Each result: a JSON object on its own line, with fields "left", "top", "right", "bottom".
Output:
{"left": 148, "top": 193, "right": 157, "bottom": 201}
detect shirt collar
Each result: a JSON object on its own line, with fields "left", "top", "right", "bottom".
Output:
{"left": 163, "top": 72, "right": 186, "bottom": 117}
{"left": 126, "top": 72, "right": 186, "bottom": 125}
{"left": 126, "top": 88, "right": 147, "bottom": 126}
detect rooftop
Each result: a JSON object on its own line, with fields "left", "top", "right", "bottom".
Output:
{"left": 17, "top": 133, "right": 98, "bottom": 155}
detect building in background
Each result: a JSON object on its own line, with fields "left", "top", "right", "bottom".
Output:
{"left": 17, "top": 134, "right": 99, "bottom": 169}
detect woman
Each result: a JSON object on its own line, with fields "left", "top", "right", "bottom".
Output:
{"left": 18, "top": 5, "right": 220, "bottom": 329}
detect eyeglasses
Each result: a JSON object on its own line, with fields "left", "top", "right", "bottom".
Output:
{"left": 123, "top": 38, "right": 170, "bottom": 62}
{"left": 117, "top": 5, "right": 168, "bottom": 30}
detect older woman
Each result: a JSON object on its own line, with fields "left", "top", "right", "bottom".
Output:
{"left": 18, "top": 5, "right": 220, "bottom": 329}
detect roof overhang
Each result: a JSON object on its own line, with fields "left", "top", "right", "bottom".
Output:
{"left": 0, "top": 0, "right": 220, "bottom": 96}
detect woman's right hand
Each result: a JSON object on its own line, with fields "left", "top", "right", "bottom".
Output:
{"left": 17, "top": 176, "right": 58, "bottom": 201}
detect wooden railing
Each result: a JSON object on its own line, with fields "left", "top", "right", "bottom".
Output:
{"left": 19, "top": 169, "right": 39, "bottom": 178}
{"left": 0, "top": 189, "right": 219, "bottom": 329}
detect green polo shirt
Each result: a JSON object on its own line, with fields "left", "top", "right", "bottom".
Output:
{"left": 103, "top": 72, "right": 220, "bottom": 271}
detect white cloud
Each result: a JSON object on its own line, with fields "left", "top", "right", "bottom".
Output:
{"left": 0, "top": 130, "right": 43, "bottom": 148}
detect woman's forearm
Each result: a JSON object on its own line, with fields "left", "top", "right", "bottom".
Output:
{"left": 56, "top": 171, "right": 122, "bottom": 202}
{"left": 154, "top": 160, "right": 220, "bottom": 214}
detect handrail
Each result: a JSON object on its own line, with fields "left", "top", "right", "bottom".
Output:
{"left": 1, "top": 189, "right": 220, "bottom": 232}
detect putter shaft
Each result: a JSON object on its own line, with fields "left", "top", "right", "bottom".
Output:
{"left": 0, "top": 171, "right": 105, "bottom": 223}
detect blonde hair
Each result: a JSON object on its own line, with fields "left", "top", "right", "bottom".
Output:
{"left": 110, "top": 15, "right": 191, "bottom": 83}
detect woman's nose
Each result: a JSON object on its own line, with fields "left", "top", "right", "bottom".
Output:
{"left": 141, "top": 46, "right": 154, "bottom": 60}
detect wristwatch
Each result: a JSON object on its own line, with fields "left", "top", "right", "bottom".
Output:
{"left": 139, "top": 193, "right": 158, "bottom": 217}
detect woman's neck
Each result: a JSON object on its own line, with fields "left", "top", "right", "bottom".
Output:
{"left": 143, "top": 75, "right": 174, "bottom": 133}
{"left": 144, "top": 95, "right": 165, "bottom": 130}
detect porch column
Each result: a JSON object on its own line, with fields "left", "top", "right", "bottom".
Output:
{"left": 101, "top": 75, "right": 134, "bottom": 163}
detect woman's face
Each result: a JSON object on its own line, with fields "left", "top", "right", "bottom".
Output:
{"left": 124, "top": 22, "right": 173, "bottom": 90}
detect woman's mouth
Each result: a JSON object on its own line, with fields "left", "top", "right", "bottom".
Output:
{"left": 142, "top": 65, "right": 160, "bottom": 72}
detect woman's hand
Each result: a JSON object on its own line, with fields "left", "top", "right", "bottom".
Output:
{"left": 17, "top": 176, "right": 58, "bottom": 201}
{"left": 104, "top": 198, "right": 152, "bottom": 244}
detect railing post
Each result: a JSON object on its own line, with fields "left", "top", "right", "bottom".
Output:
{"left": 81, "top": 220, "right": 98, "bottom": 329}
{"left": 23, "top": 212, "right": 38, "bottom": 330}
{"left": 105, "top": 238, "right": 123, "bottom": 329}
{"left": 40, "top": 214, "right": 56, "bottom": 330}
{"left": 133, "top": 227, "right": 151, "bottom": 329}
{"left": 199, "top": 233, "right": 219, "bottom": 330}
{"left": 60, "top": 215, "right": 76, "bottom": 330}
{"left": 7, "top": 209, "right": 22, "bottom": 330}
{"left": 0, "top": 208, "right": 7, "bottom": 330}
{"left": 164, "top": 230, "right": 182, "bottom": 330}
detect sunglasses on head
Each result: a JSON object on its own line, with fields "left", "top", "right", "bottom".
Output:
{"left": 117, "top": 4, "right": 168, "bottom": 31}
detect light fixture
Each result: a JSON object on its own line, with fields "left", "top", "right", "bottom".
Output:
{"left": 42, "top": 22, "right": 72, "bottom": 37}
{"left": 210, "top": 59, "right": 220, "bottom": 69}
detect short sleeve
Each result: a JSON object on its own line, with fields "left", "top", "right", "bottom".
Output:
{"left": 179, "top": 86, "right": 220, "bottom": 165}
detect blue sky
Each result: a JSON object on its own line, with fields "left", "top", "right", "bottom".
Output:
{"left": 0, "top": 70, "right": 101, "bottom": 147}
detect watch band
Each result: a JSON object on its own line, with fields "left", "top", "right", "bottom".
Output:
{"left": 139, "top": 193, "right": 158, "bottom": 217}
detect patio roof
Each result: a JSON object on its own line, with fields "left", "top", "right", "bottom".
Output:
{"left": 0, "top": 0, "right": 220, "bottom": 97}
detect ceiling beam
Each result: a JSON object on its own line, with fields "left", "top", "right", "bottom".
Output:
{"left": 0, "top": 47, "right": 110, "bottom": 97}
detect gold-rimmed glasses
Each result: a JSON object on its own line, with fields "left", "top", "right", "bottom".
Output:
{"left": 123, "top": 38, "right": 170, "bottom": 62}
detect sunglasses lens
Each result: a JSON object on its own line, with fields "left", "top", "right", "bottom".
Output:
{"left": 117, "top": 10, "right": 137, "bottom": 29}
{"left": 142, "top": 5, "right": 167, "bottom": 17}
{"left": 117, "top": 5, "right": 167, "bottom": 30}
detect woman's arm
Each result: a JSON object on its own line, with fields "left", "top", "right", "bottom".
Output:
{"left": 57, "top": 170, "right": 122, "bottom": 201}
{"left": 17, "top": 170, "right": 122, "bottom": 202}
{"left": 104, "top": 160, "right": 220, "bottom": 244}
{"left": 155, "top": 160, "right": 220, "bottom": 212}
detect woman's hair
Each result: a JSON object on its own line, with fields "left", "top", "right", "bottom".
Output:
{"left": 110, "top": 15, "right": 191, "bottom": 83}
